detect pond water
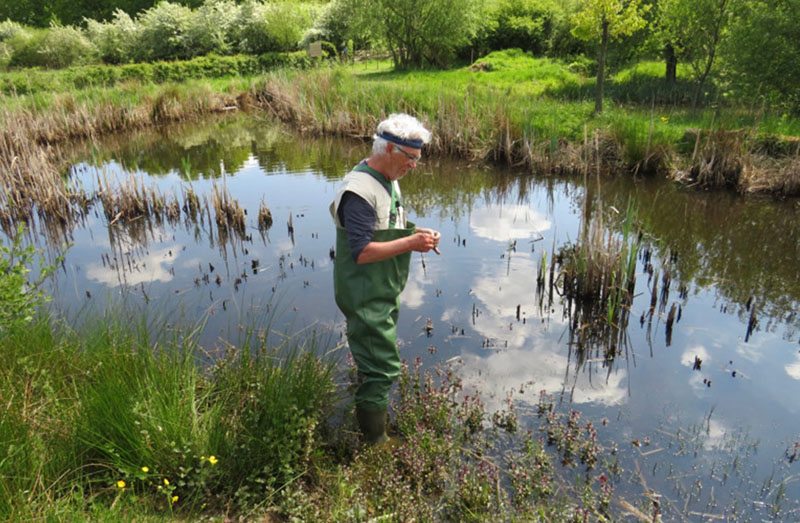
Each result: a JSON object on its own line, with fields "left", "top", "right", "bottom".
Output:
{"left": 33, "top": 115, "right": 800, "bottom": 518}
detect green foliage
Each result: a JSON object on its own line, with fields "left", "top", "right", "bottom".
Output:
{"left": 230, "top": 0, "right": 315, "bottom": 55}
{"left": 206, "top": 337, "right": 337, "bottom": 506}
{"left": 0, "top": 19, "right": 26, "bottom": 41}
{"left": 301, "top": 0, "right": 365, "bottom": 51}
{"left": 347, "top": 0, "right": 484, "bottom": 68}
{"left": 478, "top": 0, "right": 556, "bottom": 56}
{"left": 85, "top": 9, "right": 138, "bottom": 64}
{"left": 0, "top": 227, "right": 60, "bottom": 332}
{"left": 721, "top": 0, "right": 800, "bottom": 112}
{"left": 8, "top": 23, "right": 97, "bottom": 68}
{"left": 74, "top": 318, "right": 204, "bottom": 485}
{"left": 658, "top": 0, "right": 733, "bottom": 97}
{"left": 183, "top": 0, "right": 239, "bottom": 58}
{"left": 0, "top": 52, "right": 309, "bottom": 95}
{"left": 570, "top": 0, "right": 649, "bottom": 112}
{"left": 571, "top": 0, "right": 649, "bottom": 42}
{"left": 133, "top": 2, "right": 194, "bottom": 61}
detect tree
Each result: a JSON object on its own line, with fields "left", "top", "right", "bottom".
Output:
{"left": 658, "top": 0, "right": 734, "bottom": 104}
{"left": 721, "top": 0, "right": 800, "bottom": 112}
{"left": 571, "top": 0, "right": 649, "bottom": 113}
{"left": 346, "top": 0, "right": 484, "bottom": 69}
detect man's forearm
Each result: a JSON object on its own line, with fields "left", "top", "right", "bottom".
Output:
{"left": 356, "top": 237, "right": 413, "bottom": 264}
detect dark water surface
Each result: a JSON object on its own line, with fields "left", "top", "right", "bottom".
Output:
{"left": 41, "top": 115, "right": 800, "bottom": 518}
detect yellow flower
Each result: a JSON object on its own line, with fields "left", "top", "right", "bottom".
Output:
{"left": 171, "top": 495, "right": 179, "bottom": 503}
{"left": 163, "top": 478, "right": 170, "bottom": 486}
{"left": 200, "top": 455, "right": 205, "bottom": 461}
{"left": 660, "top": 115, "right": 669, "bottom": 122}
{"left": 116, "top": 480, "right": 126, "bottom": 489}
{"left": 208, "top": 455, "right": 218, "bottom": 465}
{"left": 141, "top": 466, "right": 149, "bottom": 473}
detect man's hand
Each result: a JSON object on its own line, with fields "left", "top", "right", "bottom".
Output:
{"left": 356, "top": 228, "right": 441, "bottom": 263}
{"left": 413, "top": 228, "right": 441, "bottom": 254}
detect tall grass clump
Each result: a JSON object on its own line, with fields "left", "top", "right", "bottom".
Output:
{"left": 0, "top": 303, "right": 338, "bottom": 518}
{"left": 557, "top": 199, "right": 642, "bottom": 360}
{"left": 204, "top": 331, "right": 337, "bottom": 508}
{"left": 605, "top": 111, "right": 677, "bottom": 175}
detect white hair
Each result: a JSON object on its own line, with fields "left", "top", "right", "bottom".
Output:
{"left": 372, "top": 113, "right": 432, "bottom": 156}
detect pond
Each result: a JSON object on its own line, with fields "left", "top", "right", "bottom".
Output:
{"left": 32, "top": 114, "right": 800, "bottom": 518}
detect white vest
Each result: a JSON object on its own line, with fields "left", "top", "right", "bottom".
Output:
{"left": 330, "top": 168, "right": 406, "bottom": 230}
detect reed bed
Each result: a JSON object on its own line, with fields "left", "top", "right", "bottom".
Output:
{"left": 556, "top": 200, "right": 642, "bottom": 360}
{"left": 671, "top": 128, "right": 800, "bottom": 195}
{"left": 93, "top": 168, "right": 263, "bottom": 251}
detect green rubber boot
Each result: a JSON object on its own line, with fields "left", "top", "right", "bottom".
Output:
{"left": 356, "top": 407, "right": 389, "bottom": 446}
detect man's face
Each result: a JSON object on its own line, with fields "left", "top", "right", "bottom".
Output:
{"left": 388, "top": 143, "right": 422, "bottom": 180}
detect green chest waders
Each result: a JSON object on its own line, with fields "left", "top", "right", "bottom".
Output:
{"left": 334, "top": 222, "right": 414, "bottom": 412}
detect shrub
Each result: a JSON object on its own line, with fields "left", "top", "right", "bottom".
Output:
{"left": 133, "top": 1, "right": 193, "bottom": 62}
{"left": 0, "top": 226, "right": 60, "bottom": 332}
{"left": 9, "top": 24, "right": 98, "bottom": 69}
{"left": 301, "top": 0, "right": 365, "bottom": 51}
{"left": 478, "top": 0, "right": 556, "bottom": 56}
{"left": 231, "top": 0, "right": 316, "bottom": 54}
{"left": 184, "top": 0, "right": 239, "bottom": 58}
{"left": 85, "top": 9, "right": 138, "bottom": 64}
{"left": 0, "top": 19, "right": 25, "bottom": 42}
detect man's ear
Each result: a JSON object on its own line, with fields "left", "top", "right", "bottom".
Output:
{"left": 385, "top": 142, "right": 394, "bottom": 154}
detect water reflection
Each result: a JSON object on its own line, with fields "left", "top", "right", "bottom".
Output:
{"left": 26, "top": 114, "right": 799, "bottom": 518}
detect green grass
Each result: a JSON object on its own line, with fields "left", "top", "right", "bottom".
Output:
{"left": 0, "top": 307, "right": 339, "bottom": 519}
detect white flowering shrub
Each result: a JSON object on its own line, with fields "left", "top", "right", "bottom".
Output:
{"left": 184, "top": 0, "right": 239, "bottom": 58}
{"left": 85, "top": 9, "right": 138, "bottom": 64}
{"left": 133, "top": 2, "right": 193, "bottom": 61}
{"left": 0, "top": 19, "right": 26, "bottom": 42}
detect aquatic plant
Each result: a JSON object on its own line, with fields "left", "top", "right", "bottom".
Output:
{"left": 556, "top": 198, "right": 642, "bottom": 360}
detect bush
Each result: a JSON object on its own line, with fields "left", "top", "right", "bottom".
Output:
{"left": 9, "top": 24, "right": 98, "bottom": 69}
{"left": 301, "top": 0, "right": 366, "bottom": 51}
{"left": 184, "top": 0, "right": 239, "bottom": 58}
{"left": 231, "top": 0, "right": 316, "bottom": 54}
{"left": 133, "top": 1, "right": 193, "bottom": 62}
{"left": 85, "top": 9, "right": 138, "bottom": 64}
{"left": 0, "top": 19, "right": 25, "bottom": 42}
{"left": 0, "top": 227, "right": 60, "bottom": 332}
{"left": 478, "top": 0, "right": 556, "bottom": 56}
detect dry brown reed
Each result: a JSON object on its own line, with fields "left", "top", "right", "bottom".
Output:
{"left": 211, "top": 181, "right": 246, "bottom": 237}
{"left": 0, "top": 83, "right": 240, "bottom": 238}
{"left": 258, "top": 199, "right": 273, "bottom": 232}
{"left": 671, "top": 129, "right": 800, "bottom": 196}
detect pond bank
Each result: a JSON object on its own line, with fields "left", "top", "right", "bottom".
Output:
{"left": 2, "top": 65, "right": 799, "bottom": 236}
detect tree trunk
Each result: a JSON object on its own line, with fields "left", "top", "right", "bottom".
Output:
{"left": 665, "top": 44, "right": 677, "bottom": 85}
{"left": 595, "top": 20, "right": 609, "bottom": 114}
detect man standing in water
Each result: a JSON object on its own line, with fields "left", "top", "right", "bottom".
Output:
{"left": 330, "top": 113, "right": 440, "bottom": 445}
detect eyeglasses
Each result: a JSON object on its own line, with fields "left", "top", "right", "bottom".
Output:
{"left": 393, "top": 146, "right": 422, "bottom": 164}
